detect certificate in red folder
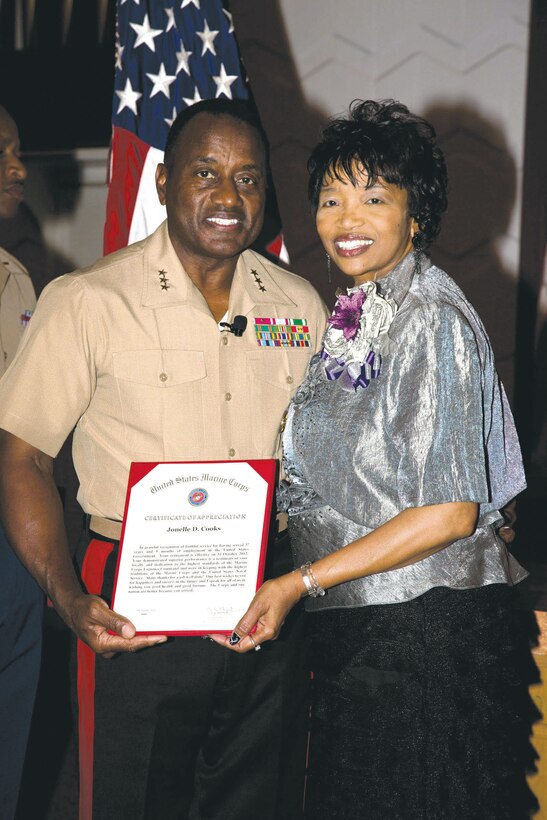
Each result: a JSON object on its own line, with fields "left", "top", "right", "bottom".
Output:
{"left": 111, "top": 459, "right": 276, "bottom": 635}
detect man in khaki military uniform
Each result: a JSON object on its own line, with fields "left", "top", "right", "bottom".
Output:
{"left": 0, "top": 246, "right": 35, "bottom": 376}
{"left": 0, "top": 99, "right": 328, "bottom": 819}
{"left": 0, "top": 106, "right": 36, "bottom": 375}
{"left": 0, "top": 104, "right": 40, "bottom": 820}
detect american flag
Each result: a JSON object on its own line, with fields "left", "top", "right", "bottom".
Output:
{"left": 104, "top": 0, "right": 288, "bottom": 263}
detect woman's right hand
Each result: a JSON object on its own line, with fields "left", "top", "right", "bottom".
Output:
{"left": 209, "top": 570, "right": 305, "bottom": 653}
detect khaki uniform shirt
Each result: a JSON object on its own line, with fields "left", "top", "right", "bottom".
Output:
{"left": 0, "top": 246, "right": 36, "bottom": 376}
{"left": 0, "top": 221, "right": 328, "bottom": 521}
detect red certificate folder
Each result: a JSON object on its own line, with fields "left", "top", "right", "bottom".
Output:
{"left": 111, "top": 459, "right": 277, "bottom": 635}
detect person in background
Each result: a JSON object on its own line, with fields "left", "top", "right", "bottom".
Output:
{"left": 0, "top": 103, "right": 42, "bottom": 820}
{"left": 215, "top": 99, "right": 538, "bottom": 819}
{"left": 0, "top": 105, "right": 36, "bottom": 375}
{"left": 0, "top": 98, "right": 328, "bottom": 820}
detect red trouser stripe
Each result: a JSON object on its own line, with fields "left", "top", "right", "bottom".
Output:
{"left": 77, "top": 538, "right": 115, "bottom": 820}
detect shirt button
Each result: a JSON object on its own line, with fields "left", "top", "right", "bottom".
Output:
{"left": 225, "top": 392, "right": 232, "bottom": 401}
{"left": 159, "top": 372, "right": 168, "bottom": 382}
{"left": 222, "top": 336, "right": 228, "bottom": 346}
{"left": 286, "top": 375, "right": 294, "bottom": 384}
{"left": 228, "top": 448, "right": 236, "bottom": 457}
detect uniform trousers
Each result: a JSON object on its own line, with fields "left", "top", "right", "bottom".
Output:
{"left": 0, "top": 524, "right": 43, "bottom": 819}
{"left": 73, "top": 525, "right": 309, "bottom": 820}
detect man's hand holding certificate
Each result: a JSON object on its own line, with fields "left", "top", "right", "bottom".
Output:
{"left": 112, "top": 460, "right": 276, "bottom": 634}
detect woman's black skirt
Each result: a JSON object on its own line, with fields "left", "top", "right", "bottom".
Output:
{"left": 303, "top": 584, "right": 540, "bottom": 820}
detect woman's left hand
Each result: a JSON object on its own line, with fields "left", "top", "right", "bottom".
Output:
{"left": 209, "top": 571, "right": 304, "bottom": 653}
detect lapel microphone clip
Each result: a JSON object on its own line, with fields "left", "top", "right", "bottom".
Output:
{"left": 219, "top": 315, "right": 247, "bottom": 337}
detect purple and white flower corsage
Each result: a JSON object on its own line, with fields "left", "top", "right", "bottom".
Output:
{"left": 321, "top": 281, "right": 398, "bottom": 390}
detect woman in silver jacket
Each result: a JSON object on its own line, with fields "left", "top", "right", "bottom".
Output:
{"left": 214, "top": 99, "right": 537, "bottom": 819}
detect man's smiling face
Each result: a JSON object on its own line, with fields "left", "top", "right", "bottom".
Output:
{"left": 155, "top": 112, "right": 267, "bottom": 268}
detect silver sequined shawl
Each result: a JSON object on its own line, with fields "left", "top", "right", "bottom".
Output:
{"left": 281, "top": 252, "right": 527, "bottom": 609}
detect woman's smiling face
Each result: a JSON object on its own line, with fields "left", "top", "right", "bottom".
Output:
{"left": 315, "top": 165, "right": 418, "bottom": 285}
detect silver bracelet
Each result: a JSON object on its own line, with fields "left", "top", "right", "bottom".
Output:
{"left": 299, "top": 562, "right": 326, "bottom": 598}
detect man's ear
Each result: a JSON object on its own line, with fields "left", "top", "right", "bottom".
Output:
{"left": 156, "top": 163, "right": 168, "bottom": 205}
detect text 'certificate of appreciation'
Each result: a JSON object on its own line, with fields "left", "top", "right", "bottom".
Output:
{"left": 111, "top": 459, "right": 276, "bottom": 635}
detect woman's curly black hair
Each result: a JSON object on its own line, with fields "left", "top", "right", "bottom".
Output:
{"left": 307, "top": 99, "right": 448, "bottom": 250}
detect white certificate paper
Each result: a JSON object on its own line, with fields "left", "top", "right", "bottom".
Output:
{"left": 111, "top": 460, "right": 276, "bottom": 635}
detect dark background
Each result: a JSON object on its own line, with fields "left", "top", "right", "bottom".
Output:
{"left": 0, "top": 0, "right": 116, "bottom": 151}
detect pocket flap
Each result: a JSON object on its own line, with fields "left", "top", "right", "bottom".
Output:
{"left": 112, "top": 349, "right": 207, "bottom": 386}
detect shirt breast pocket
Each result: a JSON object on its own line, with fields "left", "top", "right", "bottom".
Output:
{"left": 246, "top": 350, "right": 311, "bottom": 455}
{"left": 111, "top": 349, "right": 207, "bottom": 456}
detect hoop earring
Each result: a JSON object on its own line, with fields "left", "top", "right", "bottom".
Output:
{"left": 326, "top": 253, "right": 332, "bottom": 284}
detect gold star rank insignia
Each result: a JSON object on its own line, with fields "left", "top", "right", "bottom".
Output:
{"left": 250, "top": 269, "right": 266, "bottom": 292}
{"left": 158, "top": 269, "right": 170, "bottom": 290}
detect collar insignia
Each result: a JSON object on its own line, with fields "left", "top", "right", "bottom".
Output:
{"left": 250, "top": 268, "right": 266, "bottom": 292}
{"left": 158, "top": 269, "right": 170, "bottom": 291}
